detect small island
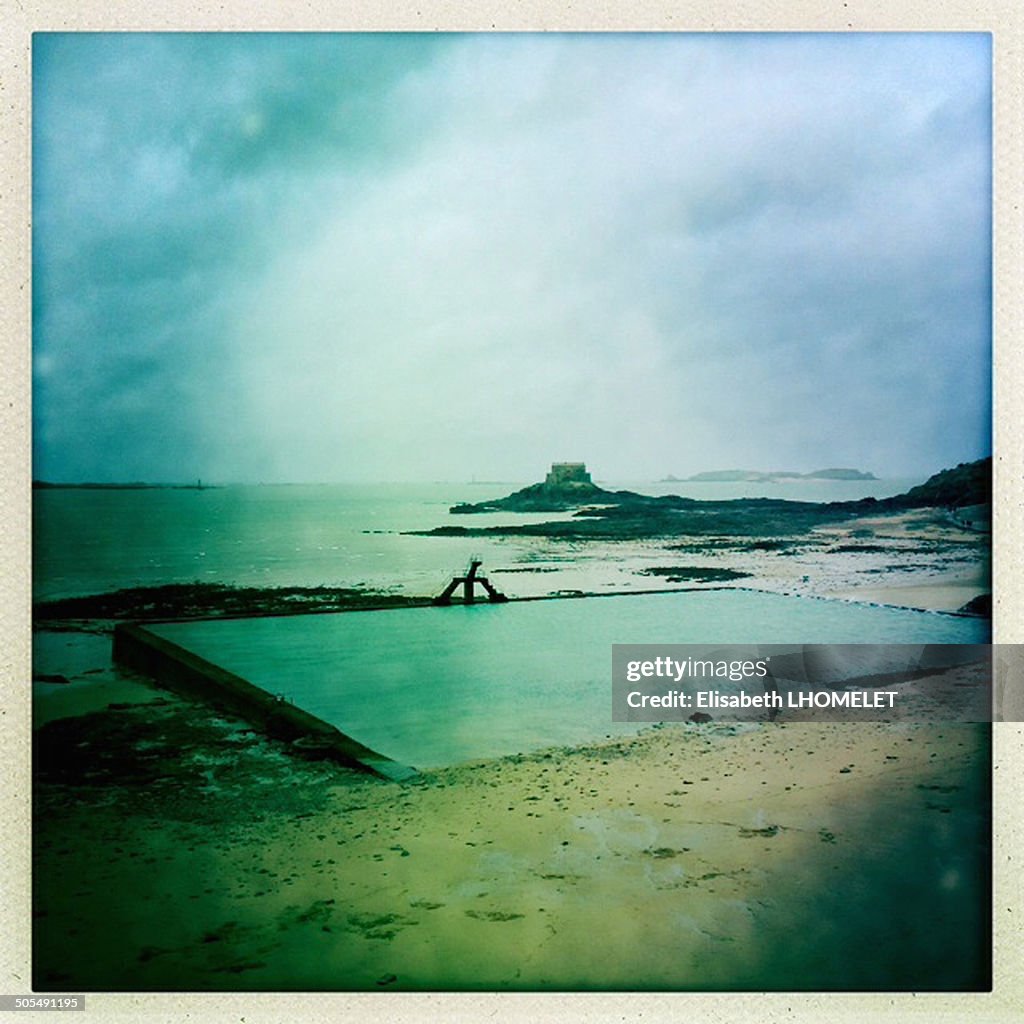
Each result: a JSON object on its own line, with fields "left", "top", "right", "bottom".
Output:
{"left": 450, "top": 462, "right": 612, "bottom": 514}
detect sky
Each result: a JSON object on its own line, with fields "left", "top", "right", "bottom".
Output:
{"left": 32, "top": 32, "right": 992, "bottom": 484}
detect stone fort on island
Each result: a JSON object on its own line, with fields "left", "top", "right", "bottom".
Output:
{"left": 544, "top": 462, "right": 592, "bottom": 487}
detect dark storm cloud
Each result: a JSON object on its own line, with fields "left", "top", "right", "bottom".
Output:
{"left": 32, "top": 33, "right": 991, "bottom": 483}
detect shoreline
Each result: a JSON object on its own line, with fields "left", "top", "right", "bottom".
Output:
{"left": 33, "top": 503, "right": 991, "bottom": 624}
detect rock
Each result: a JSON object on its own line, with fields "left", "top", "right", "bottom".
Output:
{"left": 958, "top": 593, "right": 991, "bottom": 617}
{"left": 688, "top": 712, "right": 713, "bottom": 724}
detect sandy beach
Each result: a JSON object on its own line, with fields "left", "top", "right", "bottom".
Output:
{"left": 31, "top": 505, "right": 992, "bottom": 992}
{"left": 34, "top": 701, "right": 989, "bottom": 991}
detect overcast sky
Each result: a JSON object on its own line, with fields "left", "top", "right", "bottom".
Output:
{"left": 32, "top": 32, "right": 991, "bottom": 483}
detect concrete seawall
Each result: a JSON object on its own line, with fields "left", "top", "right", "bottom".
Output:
{"left": 112, "top": 622, "right": 416, "bottom": 782}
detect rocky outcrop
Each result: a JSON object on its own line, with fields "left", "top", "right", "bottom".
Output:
{"left": 450, "top": 480, "right": 611, "bottom": 514}
{"left": 452, "top": 462, "right": 611, "bottom": 513}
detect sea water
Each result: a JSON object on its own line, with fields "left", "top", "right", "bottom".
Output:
{"left": 33, "top": 478, "right": 923, "bottom": 601}
{"left": 150, "top": 590, "right": 988, "bottom": 769}
{"left": 33, "top": 483, "right": 573, "bottom": 600}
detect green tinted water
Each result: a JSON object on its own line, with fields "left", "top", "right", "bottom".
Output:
{"left": 151, "top": 589, "right": 987, "bottom": 769}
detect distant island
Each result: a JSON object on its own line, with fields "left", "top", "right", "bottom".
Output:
{"left": 669, "top": 468, "right": 877, "bottom": 483}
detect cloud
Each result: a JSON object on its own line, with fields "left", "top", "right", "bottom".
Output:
{"left": 32, "top": 32, "right": 991, "bottom": 482}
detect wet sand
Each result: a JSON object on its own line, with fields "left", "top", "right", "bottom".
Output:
{"left": 830, "top": 575, "right": 987, "bottom": 613}
{"left": 34, "top": 698, "right": 990, "bottom": 991}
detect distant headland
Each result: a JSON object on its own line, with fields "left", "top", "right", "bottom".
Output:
{"left": 33, "top": 480, "right": 216, "bottom": 490}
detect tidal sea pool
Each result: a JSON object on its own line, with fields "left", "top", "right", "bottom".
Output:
{"left": 149, "top": 589, "right": 989, "bottom": 769}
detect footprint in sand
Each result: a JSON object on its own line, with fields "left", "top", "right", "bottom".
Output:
{"left": 346, "top": 911, "right": 416, "bottom": 941}
{"left": 211, "top": 959, "right": 267, "bottom": 975}
{"left": 737, "top": 825, "right": 780, "bottom": 838}
{"left": 464, "top": 910, "right": 525, "bottom": 922}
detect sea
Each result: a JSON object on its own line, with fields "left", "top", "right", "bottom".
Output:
{"left": 33, "top": 477, "right": 924, "bottom": 602}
